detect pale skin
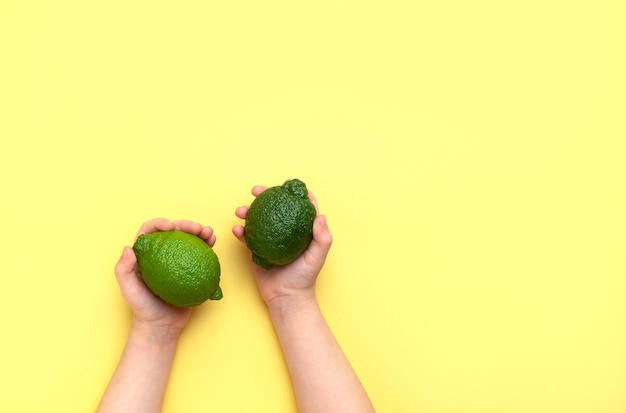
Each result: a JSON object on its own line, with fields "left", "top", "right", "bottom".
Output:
{"left": 233, "top": 186, "right": 375, "bottom": 413}
{"left": 97, "top": 186, "right": 375, "bottom": 413}
{"left": 97, "top": 219, "right": 215, "bottom": 413}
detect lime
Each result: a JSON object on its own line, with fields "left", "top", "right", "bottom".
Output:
{"left": 133, "top": 230, "right": 222, "bottom": 307}
{"left": 244, "top": 179, "right": 317, "bottom": 269}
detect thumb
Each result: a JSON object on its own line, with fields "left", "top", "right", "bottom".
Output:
{"left": 114, "top": 246, "right": 148, "bottom": 303}
{"left": 306, "top": 215, "right": 333, "bottom": 263}
{"left": 114, "top": 246, "right": 137, "bottom": 280}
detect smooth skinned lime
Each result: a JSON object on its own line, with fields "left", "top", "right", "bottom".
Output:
{"left": 133, "top": 230, "right": 222, "bottom": 307}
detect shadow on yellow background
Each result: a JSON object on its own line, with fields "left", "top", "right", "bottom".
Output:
{"left": 1, "top": 1, "right": 625, "bottom": 412}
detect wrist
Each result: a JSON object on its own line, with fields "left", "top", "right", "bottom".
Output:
{"left": 266, "top": 291, "right": 318, "bottom": 316}
{"left": 130, "top": 318, "right": 183, "bottom": 346}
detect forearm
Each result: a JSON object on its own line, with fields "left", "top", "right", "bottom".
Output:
{"left": 268, "top": 295, "right": 375, "bottom": 413}
{"left": 97, "top": 322, "right": 180, "bottom": 413}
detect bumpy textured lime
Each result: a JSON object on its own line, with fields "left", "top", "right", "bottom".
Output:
{"left": 132, "top": 230, "right": 222, "bottom": 307}
{"left": 244, "top": 179, "right": 317, "bottom": 269}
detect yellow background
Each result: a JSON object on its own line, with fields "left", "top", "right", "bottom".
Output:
{"left": 1, "top": 1, "right": 625, "bottom": 412}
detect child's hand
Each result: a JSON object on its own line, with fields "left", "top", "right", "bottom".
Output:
{"left": 114, "top": 218, "right": 217, "bottom": 338}
{"left": 232, "top": 186, "right": 333, "bottom": 308}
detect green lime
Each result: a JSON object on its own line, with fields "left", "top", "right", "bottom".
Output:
{"left": 132, "top": 230, "right": 222, "bottom": 307}
{"left": 244, "top": 179, "right": 317, "bottom": 269}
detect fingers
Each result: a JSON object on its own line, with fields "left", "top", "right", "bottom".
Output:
{"left": 172, "top": 220, "right": 216, "bottom": 246}
{"left": 136, "top": 218, "right": 176, "bottom": 239}
{"left": 235, "top": 205, "right": 249, "bottom": 219}
{"left": 173, "top": 219, "right": 203, "bottom": 235}
{"left": 235, "top": 184, "right": 276, "bottom": 218}
{"left": 232, "top": 225, "right": 245, "bottom": 243}
{"left": 251, "top": 185, "right": 267, "bottom": 196}
{"left": 232, "top": 203, "right": 250, "bottom": 243}
{"left": 136, "top": 219, "right": 216, "bottom": 246}
{"left": 174, "top": 219, "right": 216, "bottom": 246}
{"left": 200, "top": 226, "right": 217, "bottom": 247}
